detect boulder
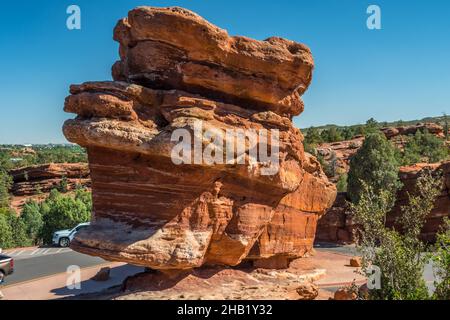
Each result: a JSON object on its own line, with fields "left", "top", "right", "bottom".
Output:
{"left": 112, "top": 7, "right": 314, "bottom": 117}
{"left": 92, "top": 267, "right": 111, "bottom": 282}
{"left": 296, "top": 282, "right": 319, "bottom": 300}
{"left": 64, "top": 7, "right": 336, "bottom": 270}
{"left": 350, "top": 257, "right": 362, "bottom": 267}
{"left": 334, "top": 288, "right": 357, "bottom": 300}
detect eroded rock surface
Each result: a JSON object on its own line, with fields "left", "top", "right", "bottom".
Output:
{"left": 9, "top": 163, "right": 90, "bottom": 196}
{"left": 63, "top": 6, "right": 336, "bottom": 270}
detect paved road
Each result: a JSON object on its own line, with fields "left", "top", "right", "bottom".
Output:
{"left": 2, "top": 248, "right": 106, "bottom": 286}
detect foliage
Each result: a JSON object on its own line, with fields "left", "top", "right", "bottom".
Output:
{"left": 400, "top": 130, "right": 449, "bottom": 165}
{"left": 347, "top": 133, "right": 401, "bottom": 203}
{"left": 58, "top": 175, "right": 69, "bottom": 193}
{"left": 20, "top": 200, "right": 44, "bottom": 245}
{"left": 336, "top": 174, "right": 348, "bottom": 192}
{"left": 0, "top": 145, "right": 87, "bottom": 170}
{"left": 364, "top": 118, "right": 380, "bottom": 135}
{"left": 0, "top": 208, "right": 14, "bottom": 249}
{"left": 0, "top": 170, "right": 12, "bottom": 208}
{"left": 432, "top": 218, "right": 450, "bottom": 300}
{"left": 351, "top": 170, "right": 442, "bottom": 300}
{"left": 0, "top": 208, "right": 31, "bottom": 249}
{"left": 39, "top": 189, "right": 92, "bottom": 244}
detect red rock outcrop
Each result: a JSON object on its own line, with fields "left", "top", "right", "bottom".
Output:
{"left": 316, "top": 161, "right": 450, "bottom": 243}
{"left": 112, "top": 7, "right": 313, "bottom": 117}
{"left": 381, "top": 123, "right": 445, "bottom": 140}
{"left": 63, "top": 7, "right": 336, "bottom": 270}
{"left": 9, "top": 163, "right": 90, "bottom": 196}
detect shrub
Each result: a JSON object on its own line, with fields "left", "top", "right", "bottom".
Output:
{"left": 20, "top": 200, "right": 44, "bottom": 245}
{"left": 432, "top": 217, "right": 450, "bottom": 300}
{"left": 39, "top": 189, "right": 91, "bottom": 244}
{"left": 351, "top": 170, "right": 442, "bottom": 300}
{"left": 0, "top": 209, "right": 14, "bottom": 249}
{"left": 0, "top": 208, "right": 31, "bottom": 248}
{"left": 401, "top": 130, "right": 449, "bottom": 165}
{"left": 347, "top": 133, "right": 401, "bottom": 204}
{"left": 0, "top": 170, "right": 12, "bottom": 208}
{"left": 336, "top": 174, "right": 348, "bottom": 192}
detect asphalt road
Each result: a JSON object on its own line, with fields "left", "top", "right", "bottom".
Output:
{"left": 2, "top": 248, "right": 106, "bottom": 286}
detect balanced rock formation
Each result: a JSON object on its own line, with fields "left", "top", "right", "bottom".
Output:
{"left": 63, "top": 6, "right": 336, "bottom": 270}
{"left": 9, "top": 163, "right": 90, "bottom": 196}
{"left": 316, "top": 161, "right": 450, "bottom": 243}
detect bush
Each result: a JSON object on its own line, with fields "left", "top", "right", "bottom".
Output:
{"left": 0, "top": 208, "right": 31, "bottom": 249}
{"left": 39, "top": 189, "right": 91, "bottom": 244}
{"left": 351, "top": 170, "right": 442, "bottom": 300}
{"left": 401, "top": 130, "right": 449, "bottom": 165}
{"left": 0, "top": 209, "right": 14, "bottom": 249}
{"left": 336, "top": 174, "right": 348, "bottom": 192}
{"left": 347, "top": 133, "right": 401, "bottom": 203}
{"left": 0, "top": 170, "right": 12, "bottom": 208}
{"left": 432, "top": 218, "right": 450, "bottom": 300}
{"left": 20, "top": 200, "right": 44, "bottom": 245}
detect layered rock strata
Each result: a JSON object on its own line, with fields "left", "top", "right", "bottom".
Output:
{"left": 63, "top": 6, "right": 336, "bottom": 270}
{"left": 9, "top": 163, "right": 90, "bottom": 196}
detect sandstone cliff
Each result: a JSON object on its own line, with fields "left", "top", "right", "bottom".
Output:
{"left": 9, "top": 163, "right": 90, "bottom": 196}
{"left": 63, "top": 7, "right": 336, "bottom": 270}
{"left": 316, "top": 161, "right": 450, "bottom": 243}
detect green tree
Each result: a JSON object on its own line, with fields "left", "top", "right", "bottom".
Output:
{"left": 39, "top": 189, "right": 91, "bottom": 244}
{"left": 58, "top": 175, "right": 69, "bottom": 193}
{"left": 321, "top": 127, "right": 343, "bottom": 143}
{"left": 351, "top": 170, "right": 442, "bottom": 300}
{"left": 365, "top": 118, "right": 379, "bottom": 134}
{"left": 347, "top": 133, "right": 401, "bottom": 203}
{"left": 336, "top": 174, "right": 348, "bottom": 192}
{"left": 0, "top": 170, "right": 12, "bottom": 208}
{"left": 0, "top": 208, "right": 14, "bottom": 249}
{"left": 401, "top": 130, "right": 449, "bottom": 165}
{"left": 304, "top": 127, "right": 323, "bottom": 145}
{"left": 7, "top": 211, "right": 32, "bottom": 247}
{"left": 342, "top": 127, "right": 355, "bottom": 140}
{"left": 432, "top": 217, "right": 450, "bottom": 300}
{"left": 20, "top": 200, "right": 44, "bottom": 244}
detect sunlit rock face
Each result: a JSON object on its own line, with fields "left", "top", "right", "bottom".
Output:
{"left": 63, "top": 6, "right": 336, "bottom": 270}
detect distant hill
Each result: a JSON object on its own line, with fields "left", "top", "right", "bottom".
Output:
{"left": 302, "top": 115, "right": 448, "bottom": 131}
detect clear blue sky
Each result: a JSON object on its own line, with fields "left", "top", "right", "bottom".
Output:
{"left": 1, "top": 0, "right": 449, "bottom": 144}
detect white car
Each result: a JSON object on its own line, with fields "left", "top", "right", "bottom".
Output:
{"left": 52, "top": 222, "right": 90, "bottom": 247}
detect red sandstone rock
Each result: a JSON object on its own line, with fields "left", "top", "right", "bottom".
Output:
{"left": 296, "top": 282, "right": 319, "bottom": 300}
{"left": 63, "top": 7, "right": 336, "bottom": 270}
{"left": 334, "top": 288, "right": 357, "bottom": 300}
{"left": 381, "top": 123, "right": 444, "bottom": 139}
{"left": 9, "top": 163, "right": 90, "bottom": 196}
{"left": 112, "top": 7, "right": 314, "bottom": 117}
{"left": 350, "top": 257, "right": 362, "bottom": 267}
